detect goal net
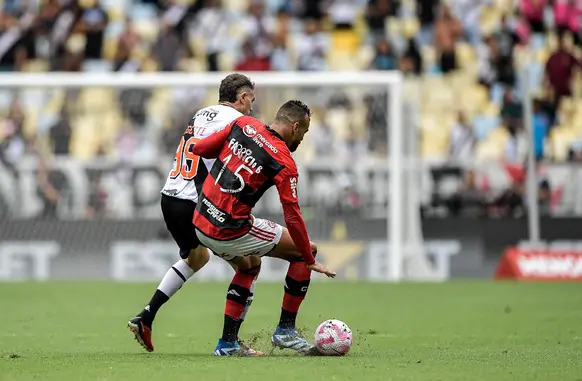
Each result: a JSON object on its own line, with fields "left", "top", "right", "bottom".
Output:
{"left": 0, "top": 71, "right": 437, "bottom": 282}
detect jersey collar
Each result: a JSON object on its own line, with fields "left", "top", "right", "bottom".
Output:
{"left": 266, "top": 125, "right": 285, "bottom": 142}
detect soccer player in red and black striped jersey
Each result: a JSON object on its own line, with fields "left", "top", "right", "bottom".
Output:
{"left": 192, "top": 100, "right": 335, "bottom": 356}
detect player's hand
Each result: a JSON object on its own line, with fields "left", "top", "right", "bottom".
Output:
{"left": 307, "top": 261, "right": 336, "bottom": 278}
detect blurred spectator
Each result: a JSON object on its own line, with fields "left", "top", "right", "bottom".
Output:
{"left": 416, "top": 0, "right": 440, "bottom": 46}
{"left": 400, "top": 38, "right": 423, "bottom": 75}
{"left": 37, "top": 0, "right": 61, "bottom": 37}
{"left": 544, "top": 35, "right": 582, "bottom": 110}
{"left": 364, "top": 92, "right": 388, "bottom": 153}
{"left": 494, "top": 161, "right": 552, "bottom": 217}
{"left": 513, "top": 11, "right": 532, "bottom": 45}
{"left": 369, "top": 39, "right": 398, "bottom": 71}
{"left": 478, "top": 35, "right": 516, "bottom": 89}
{"left": 118, "top": 18, "right": 141, "bottom": 55}
{"left": 119, "top": 85, "right": 152, "bottom": 128}
{"left": 50, "top": 0, "right": 83, "bottom": 69}
{"left": 497, "top": 15, "right": 519, "bottom": 56}
{"left": 296, "top": 19, "right": 328, "bottom": 71}
{"left": 294, "top": 0, "right": 324, "bottom": 20}
{"left": 242, "top": 0, "right": 275, "bottom": 61}
{"left": 310, "top": 116, "right": 335, "bottom": 157}
{"left": 114, "top": 19, "right": 141, "bottom": 71}
{"left": 451, "top": 0, "right": 487, "bottom": 46}
{"left": 501, "top": 88, "right": 523, "bottom": 131}
{"left": 192, "top": 0, "right": 229, "bottom": 72}
{"left": 0, "top": 9, "right": 32, "bottom": 71}
{"left": 235, "top": 38, "right": 271, "bottom": 71}
{"left": 520, "top": 0, "right": 547, "bottom": 35}
{"left": 36, "top": 158, "right": 66, "bottom": 219}
{"left": 271, "top": 33, "right": 293, "bottom": 71}
{"left": 532, "top": 99, "right": 550, "bottom": 159}
{"left": 447, "top": 170, "right": 487, "bottom": 217}
{"left": 326, "top": 0, "right": 358, "bottom": 30}
{"left": 434, "top": 4, "right": 462, "bottom": 73}
{"left": 77, "top": 0, "right": 108, "bottom": 59}
{"left": 366, "top": 0, "right": 391, "bottom": 42}
{"left": 554, "top": 0, "right": 582, "bottom": 44}
{"left": 85, "top": 173, "right": 107, "bottom": 219}
{"left": 449, "top": 111, "right": 475, "bottom": 162}
{"left": 0, "top": 99, "right": 26, "bottom": 174}
{"left": 49, "top": 108, "right": 72, "bottom": 155}
{"left": 154, "top": 22, "right": 182, "bottom": 71}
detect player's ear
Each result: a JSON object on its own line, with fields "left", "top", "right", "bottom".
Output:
{"left": 292, "top": 122, "right": 300, "bottom": 134}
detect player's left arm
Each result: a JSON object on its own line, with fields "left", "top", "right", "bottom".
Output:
{"left": 192, "top": 122, "right": 233, "bottom": 159}
{"left": 274, "top": 161, "right": 316, "bottom": 265}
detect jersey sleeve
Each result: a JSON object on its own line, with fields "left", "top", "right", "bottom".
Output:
{"left": 274, "top": 159, "right": 315, "bottom": 264}
{"left": 192, "top": 121, "right": 233, "bottom": 159}
{"left": 273, "top": 159, "right": 299, "bottom": 205}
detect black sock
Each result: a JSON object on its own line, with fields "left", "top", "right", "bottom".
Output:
{"left": 234, "top": 319, "right": 244, "bottom": 341}
{"left": 139, "top": 289, "right": 169, "bottom": 327}
{"left": 222, "top": 314, "right": 239, "bottom": 342}
{"left": 278, "top": 309, "right": 297, "bottom": 330}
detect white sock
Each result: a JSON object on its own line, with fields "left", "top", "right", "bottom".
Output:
{"left": 157, "top": 260, "right": 195, "bottom": 298}
{"left": 240, "top": 278, "right": 256, "bottom": 321}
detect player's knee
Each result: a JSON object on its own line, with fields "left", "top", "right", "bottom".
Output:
{"left": 185, "top": 247, "right": 210, "bottom": 272}
{"left": 239, "top": 256, "right": 262, "bottom": 276}
{"left": 240, "top": 262, "right": 261, "bottom": 277}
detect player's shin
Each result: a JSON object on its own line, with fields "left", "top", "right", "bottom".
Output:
{"left": 223, "top": 268, "right": 258, "bottom": 342}
{"left": 139, "top": 259, "right": 195, "bottom": 326}
{"left": 235, "top": 277, "right": 256, "bottom": 338}
{"left": 279, "top": 261, "right": 311, "bottom": 330}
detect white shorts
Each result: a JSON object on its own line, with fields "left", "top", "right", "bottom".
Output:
{"left": 196, "top": 216, "right": 283, "bottom": 261}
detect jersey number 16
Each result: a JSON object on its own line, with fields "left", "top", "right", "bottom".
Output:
{"left": 169, "top": 136, "right": 201, "bottom": 180}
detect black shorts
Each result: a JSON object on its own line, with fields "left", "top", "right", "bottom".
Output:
{"left": 161, "top": 194, "right": 200, "bottom": 259}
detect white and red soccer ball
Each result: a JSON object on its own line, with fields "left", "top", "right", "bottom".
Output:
{"left": 314, "top": 319, "right": 353, "bottom": 356}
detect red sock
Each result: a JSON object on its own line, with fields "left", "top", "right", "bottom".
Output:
{"left": 224, "top": 271, "right": 255, "bottom": 319}
{"left": 281, "top": 261, "right": 311, "bottom": 317}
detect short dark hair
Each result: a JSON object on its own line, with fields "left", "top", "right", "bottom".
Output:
{"left": 275, "top": 100, "right": 311, "bottom": 125}
{"left": 218, "top": 74, "right": 255, "bottom": 103}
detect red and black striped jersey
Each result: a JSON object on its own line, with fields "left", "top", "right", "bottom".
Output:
{"left": 192, "top": 115, "right": 315, "bottom": 264}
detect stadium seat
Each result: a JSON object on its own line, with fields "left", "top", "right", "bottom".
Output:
{"left": 82, "top": 60, "right": 113, "bottom": 72}
{"left": 22, "top": 59, "right": 49, "bottom": 72}
{"left": 133, "top": 20, "right": 160, "bottom": 43}
{"left": 456, "top": 42, "right": 477, "bottom": 69}
{"left": 549, "top": 127, "right": 578, "bottom": 161}
{"left": 0, "top": 90, "right": 12, "bottom": 111}
{"left": 473, "top": 115, "right": 500, "bottom": 140}
{"left": 475, "top": 135, "right": 506, "bottom": 162}
{"left": 331, "top": 30, "right": 360, "bottom": 53}
{"left": 328, "top": 51, "right": 357, "bottom": 71}
{"left": 224, "top": 0, "right": 249, "bottom": 14}
{"left": 130, "top": 3, "right": 158, "bottom": 21}
{"left": 18, "top": 90, "right": 47, "bottom": 110}
{"left": 107, "top": 7, "right": 126, "bottom": 23}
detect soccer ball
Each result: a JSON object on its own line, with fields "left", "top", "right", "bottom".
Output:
{"left": 313, "top": 319, "right": 353, "bottom": 356}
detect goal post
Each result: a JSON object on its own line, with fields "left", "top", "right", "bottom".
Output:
{"left": 0, "top": 71, "right": 432, "bottom": 282}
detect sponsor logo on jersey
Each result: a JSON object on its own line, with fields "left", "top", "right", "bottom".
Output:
{"left": 290, "top": 177, "right": 298, "bottom": 198}
{"left": 228, "top": 138, "right": 263, "bottom": 174}
{"left": 242, "top": 124, "right": 258, "bottom": 138}
{"left": 195, "top": 109, "right": 219, "bottom": 122}
{"left": 252, "top": 134, "right": 279, "bottom": 154}
{"left": 202, "top": 198, "right": 226, "bottom": 223}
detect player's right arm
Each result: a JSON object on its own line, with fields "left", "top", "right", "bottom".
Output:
{"left": 192, "top": 121, "right": 234, "bottom": 159}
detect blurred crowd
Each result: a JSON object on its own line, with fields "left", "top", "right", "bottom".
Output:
{"left": 1, "top": 0, "right": 582, "bottom": 219}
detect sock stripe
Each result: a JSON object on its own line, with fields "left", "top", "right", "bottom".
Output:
{"left": 171, "top": 266, "right": 187, "bottom": 282}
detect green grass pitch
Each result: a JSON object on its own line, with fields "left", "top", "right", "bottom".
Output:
{"left": 1, "top": 281, "right": 581, "bottom": 381}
